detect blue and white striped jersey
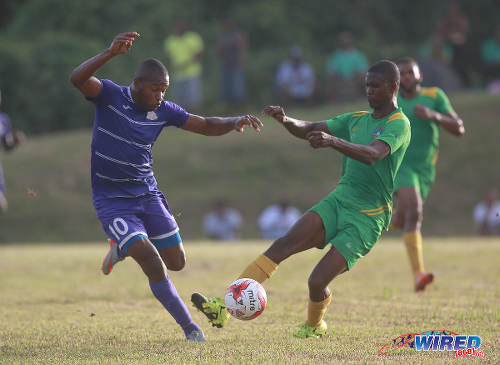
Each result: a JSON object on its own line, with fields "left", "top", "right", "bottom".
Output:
{"left": 87, "top": 79, "right": 189, "bottom": 200}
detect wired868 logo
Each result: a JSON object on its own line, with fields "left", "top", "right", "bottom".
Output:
{"left": 377, "top": 330, "right": 485, "bottom": 358}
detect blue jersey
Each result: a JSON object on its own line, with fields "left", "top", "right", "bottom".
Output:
{"left": 87, "top": 79, "right": 189, "bottom": 200}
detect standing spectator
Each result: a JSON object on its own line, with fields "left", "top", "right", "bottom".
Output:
{"left": 216, "top": 15, "right": 247, "bottom": 108}
{"left": 473, "top": 188, "right": 500, "bottom": 236}
{"left": 0, "top": 89, "right": 24, "bottom": 213}
{"left": 418, "top": 32, "right": 462, "bottom": 93}
{"left": 480, "top": 26, "right": 500, "bottom": 94}
{"left": 164, "top": 20, "right": 204, "bottom": 112}
{"left": 203, "top": 200, "right": 243, "bottom": 241}
{"left": 326, "top": 31, "right": 369, "bottom": 102}
{"left": 275, "top": 45, "right": 315, "bottom": 105}
{"left": 258, "top": 201, "right": 301, "bottom": 240}
{"left": 438, "top": 1, "right": 471, "bottom": 87}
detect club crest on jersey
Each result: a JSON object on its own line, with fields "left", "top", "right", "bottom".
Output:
{"left": 371, "top": 127, "right": 383, "bottom": 138}
{"left": 147, "top": 111, "right": 158, "bottom": 120}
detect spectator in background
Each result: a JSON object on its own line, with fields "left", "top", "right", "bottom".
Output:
{"left": 258, "top": 201, "right": 301, "bottom": 240}
{"left": 473, "top": 188, "right": 500, "bottom": 236}
{"left": 326, "top": 31, "right": 368, "bottom": 102}
{"left": 0, "top": 89, "right": 24, "bottom": 213}
{"left": 438, "top": 1, "right": 471, "bottom": 87}
{"left": 480, "top": 26, "right": 500, "bottom": 94}
{"left": 164, "top": 20, "right": 204, "bottom": 112}
{"left": 216, "top": 15, "right": 247, "bottom": 108}
{"left": 275, "top": 45, "right": 315, "bottom": 106}
{"left": 203, "top": 200, "right": 242, "bottom": 241}
{"left": 418, "top": 32, "right": 463, "bottom": 93}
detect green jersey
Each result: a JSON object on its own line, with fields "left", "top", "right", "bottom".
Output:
{"left": 397, "top": 87, "right": 454, "bottom": 172}
{"left": 326, "top": 108, "right": 411, "bottom": 211}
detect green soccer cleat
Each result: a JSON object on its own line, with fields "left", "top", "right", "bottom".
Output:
{"left": 191, "top": 293, "right": 230, "bottom": 328}
{"left": 293, "top": 320, "right": 327, "bottom": 339}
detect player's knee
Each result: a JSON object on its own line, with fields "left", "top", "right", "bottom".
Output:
{"left": 166, "top": 254, "right": 186, "bottom": 271}
{"left": 308, "top": 274, "right": 327, "bottom": 293}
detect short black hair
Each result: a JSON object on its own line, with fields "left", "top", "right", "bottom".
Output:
{"left": 396, "top": 56, "right": 418, "bottom": 67}
{"left": 368, "top": 60, "right": 400, "bottom": 85}
{"left": 134, "top": 58, "right": 169, "bottom": 82}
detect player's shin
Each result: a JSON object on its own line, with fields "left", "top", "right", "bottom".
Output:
{"left": 149, "top": 277, "right": 201, "bottom": 337}
{"left": 306, "top": 293, "right": 332, "bottom": 327}
{"left": 238, "top": 254, "right": 278, "bottom": 283}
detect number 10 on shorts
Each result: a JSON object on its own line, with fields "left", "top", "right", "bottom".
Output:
{"left": 109, "top": 217, "right": 129, "bottom": 241}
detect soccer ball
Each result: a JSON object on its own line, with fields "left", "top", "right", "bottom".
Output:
{"left": 224, "top": 278, "right": 267, "bottom": 320}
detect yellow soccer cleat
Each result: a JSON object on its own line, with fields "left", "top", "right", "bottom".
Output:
{"left": 191, "top": 293, "right": 230, "bottom": 328}
{"left": 293, "top": 320, "right": 327, "bottom": 339}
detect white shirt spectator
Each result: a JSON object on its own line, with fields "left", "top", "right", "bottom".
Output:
{"left": 473, "top": 200, "right": 500, "bottom": 235}
{"left": 203, "top": 207, "right": 242, "bottom": 241}
{"left": 258, "top": 203, "right": 302, "bottom": 239}
{"left": 276, "top": 60, "right": 315, "bottom": 100}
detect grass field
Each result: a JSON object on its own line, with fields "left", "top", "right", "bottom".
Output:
{"left": 0, "top": 238, "right": 498, "bottom": 364}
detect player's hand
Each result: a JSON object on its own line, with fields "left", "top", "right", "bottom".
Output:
{"left": 262, "top": 106, "right": 286, "bottom": 123}
{"left": 306, "top": 131, "right": 334, "bottom": 149}
{"left": 234, "top": 115, "right": 263, "bottom": 133}
{"left": 108, "top": 32, "right": 140, "bottom": 56}
{"left": 414, "top": 104, "right": 436, "bottom": 121}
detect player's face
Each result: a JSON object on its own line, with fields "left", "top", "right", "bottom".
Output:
{"left": 365, "top": 72, "right": 393, "bottom": 108}
{"left": 135, "top": 78, "right": 169, "bottom": 111}
{"left": 398, "top": 62, "right": 421, "bottom": 93}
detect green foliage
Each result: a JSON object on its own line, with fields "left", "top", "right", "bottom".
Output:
{"left": 1, "top": 0, "right": 499, "bottom": 134}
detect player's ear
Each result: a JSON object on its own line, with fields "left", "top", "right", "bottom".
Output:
{"left": 133, "top": 78, "right": 143, "bottom": 90}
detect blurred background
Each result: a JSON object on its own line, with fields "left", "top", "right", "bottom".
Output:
{"left": 0, "top": 0, "right": 499, "bottom": 242}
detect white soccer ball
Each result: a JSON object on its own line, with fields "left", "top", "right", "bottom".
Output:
{"left": 224, "top": 278, "right": 267, "bottom": 320}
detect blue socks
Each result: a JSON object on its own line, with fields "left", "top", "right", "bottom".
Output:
{"left": 149, "top": 278, "right": 201, "bottom": 337}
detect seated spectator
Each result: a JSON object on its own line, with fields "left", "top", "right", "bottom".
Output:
{"left": 326, "top": 31, "right": 368, "bottom": 102}
{"left": 258, "top": 201, "right": 301, "bottom": 240}
{"left": 275, "top": 45, "right": 315, "bottom": 105}
{"left": 473, "top": 188, "right": 500, "bottom": 236}
{"left": 480, "top": 26, "right": 500, "bottom": 94}
{"left": 202, "top": 200, "right": 242, "bottom": 241}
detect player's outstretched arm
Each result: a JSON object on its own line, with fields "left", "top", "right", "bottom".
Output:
{"left": 70, "top": 32, "right": 140, "bottom": 98}
{"left": 307, "top": 131, "right": 391, "bottom": 165}
{"left": 414, "top": 105, "right": 465, "bottom": 137}
{"left": 181, "top": 114, "right": 263, "bottom": 136}
{"left": 262, "top": 105, "right": 328, "bottom": 140}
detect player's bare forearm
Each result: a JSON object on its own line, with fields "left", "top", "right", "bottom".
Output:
{"left": 434, "top": 112, "right": 465, "bottom": 137}
{"left": 282, "top": 117, "right": 317, "bottom": 140}
{"left": 70, "top": 32, "right": 139, "bottom": 97}
{"left": 330, "top": 137, "right": 389, "bottom": 165}
{"left": 182, "top": 114, "right": 262, "bottom": 136}
{"left": 307, "top": 131, "right": 390, "bottom": 165}
{"left": 204, "top": 116, "right": 242, "bottom": 136}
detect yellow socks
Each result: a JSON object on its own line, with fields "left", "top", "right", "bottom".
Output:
{"left": 306, "top": 293, "right": 332, "bottom": 327}
{"left": 238, "top": 254, "right": 278, "bottom": 284}
{"left": 403, "top": 231, "right": 424, "bottom": 277}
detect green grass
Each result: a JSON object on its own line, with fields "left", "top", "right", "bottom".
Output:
{"left": 1, "top": 238, "right": 499, "bottom": 364}
{"left": 1, "top": 91, "right": 499, "bottom": 242}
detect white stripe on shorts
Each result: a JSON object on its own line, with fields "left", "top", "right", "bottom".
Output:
{"left": 119, "top": 231, "right": 148, "bottom": 249}
{"left": 149, "top": 227, "right": 180, "bottom": 240}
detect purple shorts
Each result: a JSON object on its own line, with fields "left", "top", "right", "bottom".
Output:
{"left": 94, "top": 192, "right": 181, "bottom": 255}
